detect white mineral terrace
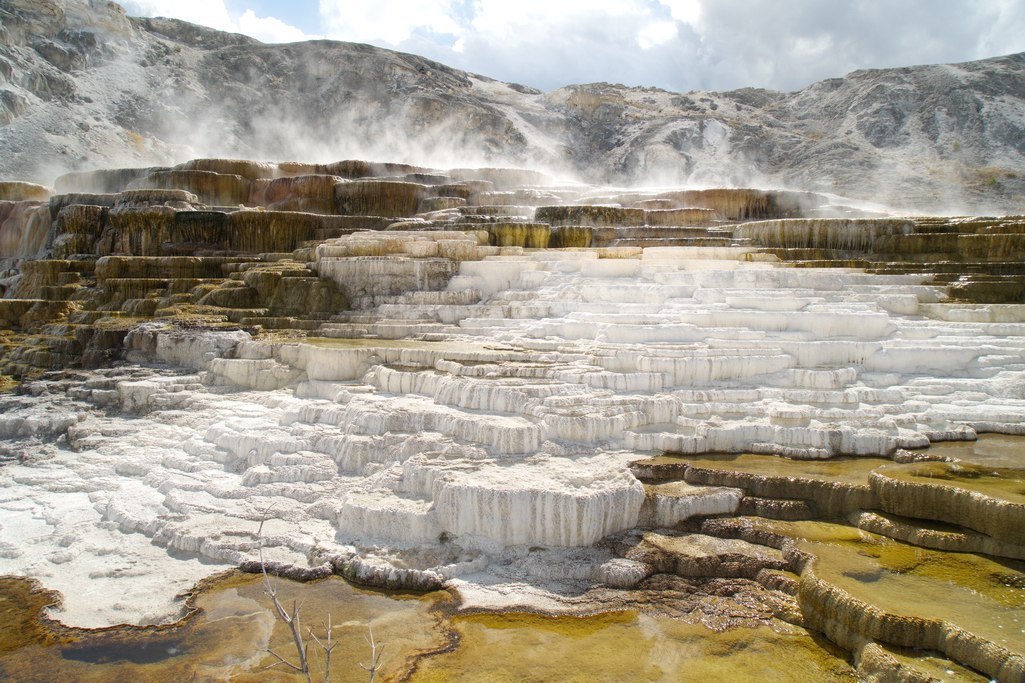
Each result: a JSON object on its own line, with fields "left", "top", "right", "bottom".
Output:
{"left": 2, "top": 234, "right": 1025, "bottom": 626}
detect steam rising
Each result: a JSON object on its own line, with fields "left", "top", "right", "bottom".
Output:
{"left": 1, "top": 0, "right": 1024, "bottom": 216}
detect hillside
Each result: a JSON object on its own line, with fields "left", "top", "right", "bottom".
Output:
{"left": 1, "top": 0, "right": 1023, "bottom": 212}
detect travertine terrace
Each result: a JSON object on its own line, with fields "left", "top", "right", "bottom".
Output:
{"left": 2, "top": 158, "right": 1025, "bottom": 680}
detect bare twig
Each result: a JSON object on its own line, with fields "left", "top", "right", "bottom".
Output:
{"left": 307, "top": 613, "right": 336, "bottom": 683}
{"left": 258, "top": 508, "right": 313, "bottom": 683}
{"left": 258, "top": 508, "right": 382, "bottom": 682}
{"left": 263, "top": 649, "right": 306, "bottom": 674}
{"left": 359, "top": 625, "right": 386, "bottom": 683}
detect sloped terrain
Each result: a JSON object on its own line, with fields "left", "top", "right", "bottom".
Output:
{"left": 1, "top": 154, "right": 1024, "bottom": 680}
{"left": 3, "top": 2, "right": 1025, "bottom": 680}
{"left": 1, "top": 0, "right": 1024, "bottom": 212}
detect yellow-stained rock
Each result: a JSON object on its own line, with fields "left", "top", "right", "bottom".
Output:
{"left": 263, "top": 174, "right": 344, "bottom": 214}
{"left": 48, "top": 193, "right": 118, "bottom": 222}
{"left": 54, "top": 167, "right": 167, "bottom": 194}
{"left": 175, "top": 158, "right": 277, "bottom": 181}
{"left": 550, "top": 225, "right": 593, "bottom": 248}
{"left": 167, "top": 211, "right": 230, "bottom": 252}
{"left": 275, "top": 161, "right": 323, "bottom": 177}
{"left": 417, "top": 196, "right": 466, "bottom": 212}
{"left": 0, "top": 202, "right": 51, "bottom": 258}
{"left": 646, "top": 208, "right": 721, "bottom": 225}
{"left": 104, "top": 205, "right": 177, "bottom": 256}
{"left": 488, "top": 222, "right": 551, "bottom": 248}
{"left": 114, "top": 188, "right": 200, "bottom": 207}
{"left": 0, "top": 181, "right": 52, "bottom": 201}
{"left": 736, "top": 218, "right": 915, "bottom": 251}
{"left": 334, "top": 180, "right": 428, "bottom": 217}
{"left": 449, "top": 167, "right": 551, "bottom": 189}
{"left": 128, "top": 170, "right": 252, "bottom": 207}
{"left": 321, "top": 160, "right": 425, "bottom": 179}
{"left": 94, "top": 256, "right": 231, "bottom": 281}
{"left": 55, "top": 204, "right": 107, "bottom": 236}
{"left": 434, "top": 181, "right": 494, "bottom": 199}
{"left": 869, "top": 461, "right": 1025, "bottom": 546}
{"left": 657, "top": 189, "right": 826, "bottom": 220}
{"left": 227, "top": 210, "right": 323, "bottom": 253}
{"left": 9, "top": 260, "right": 74, "bottom": 299}
{"left": 535, "top": 205, "right": 645, "bottom": 227}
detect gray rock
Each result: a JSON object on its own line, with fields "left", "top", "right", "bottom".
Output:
{"left": 0, "top": 0, "right": 1023, "bottom": 214}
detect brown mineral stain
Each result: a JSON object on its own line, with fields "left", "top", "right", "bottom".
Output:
{"left": 0, "top": 572, "right": 453, "bottom": 682}
{"left": 410, "top": 610, "right": 855, "bottom": 682}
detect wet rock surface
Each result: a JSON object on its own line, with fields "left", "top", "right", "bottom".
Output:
{"left": 2, "top": 3, "right": 1024, "bottom": 676}
{"left": 0, "top": 155, "right": 1024, "bottom": 681}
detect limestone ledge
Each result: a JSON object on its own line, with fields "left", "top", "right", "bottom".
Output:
{"left": 689, "top": 517, "right": 1025, "bottom": 683}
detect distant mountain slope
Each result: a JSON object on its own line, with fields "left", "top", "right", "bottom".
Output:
{"left": 1, "top": 0, "right": 1023, "bottom": 212}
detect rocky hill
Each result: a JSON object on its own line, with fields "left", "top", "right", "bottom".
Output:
{"left": 2, "top": 0, "right": 1024, "bottom": 213}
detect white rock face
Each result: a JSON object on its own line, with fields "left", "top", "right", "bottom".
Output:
{"left": 643, "top": 483, "right": 744, "bottom": 527}
{"left": 3, "top": 243, "right": 1025, "bottom": 627}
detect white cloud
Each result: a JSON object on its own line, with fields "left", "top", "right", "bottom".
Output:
{"left": 318, "top": 0, "right": 462, "bottom": 45}
{"left": 317, "top": 0, "right": 666, "bottom": 57}
{"left": 120, "top": 0, "right": 236, "bottom": 32}
{"left": 661, "top": 0, "right": 703, "bottom": 26}
{"left": 351, "top": 0, "right": 680, "bottom": 88}
{"left": 638, "top": 20, "right": 678, "bottom": 50}
{"left": 120, "top": 0, "right": 317, "bottom": 43}
{"left": 238, "top": 10, "right": 317, "bottom": 43}
{"left": 466, "top": 0, "right": 639, "bottom": 40}
{"left": 677, "top": 0, "right": 1025, "bottom": 92}
{"left": 122, "top": 0, "right": 1025, "bottom": 94}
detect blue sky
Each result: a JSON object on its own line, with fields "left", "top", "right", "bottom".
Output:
{"left": 120, "top": 0, "right": 1025, "bottom": 93}
{"left": 223, "top": 0, "right": 321, "bottom": 34}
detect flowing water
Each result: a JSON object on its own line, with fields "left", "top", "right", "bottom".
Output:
{"left": 0, "top": 572, "right": 857, "bottom": 682}
{"left": 0, "top": 573, "right": 454, "bottom": 682}
{"left": 1, "top": 430, "right": 1024, "bottom": 681}
{"left": 4, "top": 171, "right": 1025, "bottom": 680}
{"left": 411, "top": 611, "right": 855, "bottom": 682}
